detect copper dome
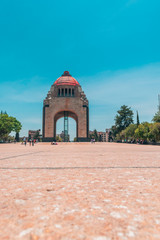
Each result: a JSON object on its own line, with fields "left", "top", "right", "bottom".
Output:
{"left": 54, "top": 71, "right": 80, "bottom": 86}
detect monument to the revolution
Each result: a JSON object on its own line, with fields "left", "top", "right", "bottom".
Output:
{"left": 42, "top": 71, "right": 89, "bottom": 142}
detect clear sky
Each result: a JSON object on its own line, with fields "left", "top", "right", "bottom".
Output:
{"left": 0, "top": 0, "right": 160, "bottom": 139}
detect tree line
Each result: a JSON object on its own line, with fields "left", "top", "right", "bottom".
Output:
{"left": 110, "top": 105, "right": 160, "bottom": 144}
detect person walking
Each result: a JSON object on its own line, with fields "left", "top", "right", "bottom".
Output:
{"left": 23, "top": 137, "right": 27, "bottom": 146}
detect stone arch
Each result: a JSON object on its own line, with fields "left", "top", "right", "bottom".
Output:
{"left": 54, "top": 110, "right": 78, "bottom": 140}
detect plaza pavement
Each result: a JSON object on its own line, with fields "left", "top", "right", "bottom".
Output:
{"left": 0, "top": 142, "right": 160, "bottom": 240}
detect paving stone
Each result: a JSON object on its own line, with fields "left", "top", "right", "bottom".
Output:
{"left": 0, "top": 142, "right": 160, "bottom": 239}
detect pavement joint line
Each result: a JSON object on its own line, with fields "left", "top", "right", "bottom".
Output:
{"left": 0, "top": 166, "right": 160, "bottom": 170}
{"left": 0, "top": 151, "right": 45, "bottom": 161}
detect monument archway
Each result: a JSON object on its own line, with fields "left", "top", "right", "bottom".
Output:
{"left": 42, "top": 71, "right": 89, "bottom": 142}
{"left": 54, "top": 111, "right": 78, "bottom": 141}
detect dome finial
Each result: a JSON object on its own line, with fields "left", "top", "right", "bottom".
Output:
{"left": 62, "top": 71, "right": 71, "bottom": 76}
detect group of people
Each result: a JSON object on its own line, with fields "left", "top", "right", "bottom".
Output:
{"left": 123, "top": 139, "right": 145, "bottom": 144}
{"left": 22, "top": 137, "right": 37, "bottom": 146}
{"left": 51, "top": 141, "right": 58, "bottom": 145}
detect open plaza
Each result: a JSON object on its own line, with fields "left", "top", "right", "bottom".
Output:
{"left": 0, "top": 142, "right": 160, "bottom": 240}
{"left": 0, "top": 0, "right": 159, "bottom": 239}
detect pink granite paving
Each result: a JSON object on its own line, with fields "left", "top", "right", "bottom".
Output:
{"left": 0, "top": 143, "right": 160, "bottom": 240}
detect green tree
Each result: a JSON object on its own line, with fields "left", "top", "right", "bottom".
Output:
{"left": 125, "top": 124, "right": 137, "bottom": 140}
{"left": 0, "top": 112, "right": 22, "bottom": 141}
{"left": 110, "top": 125, "right": 119, "bottom": 139}
{"left": 98, "top": 134, "right": 102, "bottom": 142}
{"left": 0, "top": 113, "right": 13, "bottom": 139}
{"left": 56, "top": 135, "right": 62, "bottom": 142}
{"left": 135, "top": 122, "right": 150, "bottom": 142}
{"left": 114, "top": 105, "right": 134, "bottom": 133}
{"left": 89, "top": 129, "right": 98, "bottom": 141}
{"left": 152, "top": 111, "right": 160, "bottom": 123}
{"left": 33, "top": 130, "right": 40, "bottom": 140}
{"left": 148, "top": 123, "right": 160, "bottom": 143}
{"left": 136, "top": 111, "right": 140, "bottom": 127}
{"left": 93, "top": 129, "right": 98, "bottom": 141}
{"left": 15, "top": 132, "right": 19, "bottom": 142}
{"left": 108, "top": 131, "right": 113, "bottom": 142}
{"left": 119, "top": 130, "right": 126, "bottom": 141}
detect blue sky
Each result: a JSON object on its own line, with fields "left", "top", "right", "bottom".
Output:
{"left": 0, "top": 0, "right": 160, "bottom": 139}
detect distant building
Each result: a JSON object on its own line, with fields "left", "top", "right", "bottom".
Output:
{"left": 97, "top": 131, "right": 106, "bottom": 142}
{"left": 57, "top": 131, "right": 70, "bottom": 142}
{"left": 89, "top": 129, "right": 111, "bottom": 142}
{"left": 28, "top": 129, "right": 41, "bottom": 139}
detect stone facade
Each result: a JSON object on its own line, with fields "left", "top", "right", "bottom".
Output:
{"left": 42, "top": 71, "right": 89, "bottom": 142}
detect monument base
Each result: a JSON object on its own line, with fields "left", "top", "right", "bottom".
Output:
{"left": 42, "top": 137, "right": 90, "bottom": 142}
{"left": 42, "top": 137, "right": 55, "bottom": 142}
{"left": 77, "top": 138, "right": 90, "bottom": 142}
